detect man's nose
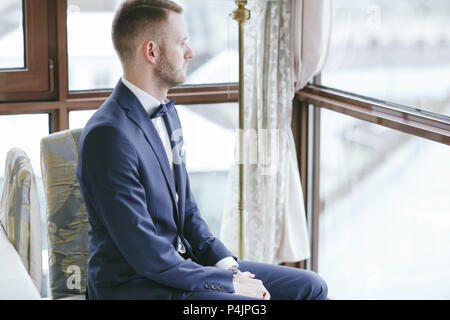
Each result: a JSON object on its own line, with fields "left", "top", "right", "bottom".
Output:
{"left": 185, "top": 44, "right": 194, "bottom": 59}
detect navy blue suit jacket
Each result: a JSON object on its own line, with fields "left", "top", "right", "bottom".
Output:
{"left": 76, "top": 79, "right": 235, "bottom": 299}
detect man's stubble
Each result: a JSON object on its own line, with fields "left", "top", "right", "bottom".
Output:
{"left": 154, "top": 47, "right": 187, "bottom": 88}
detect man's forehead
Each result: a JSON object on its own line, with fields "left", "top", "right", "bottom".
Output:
{"left": 166, "top": 12, "right": 188, "bottom": 39}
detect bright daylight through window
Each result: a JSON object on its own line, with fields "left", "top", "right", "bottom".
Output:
{"left": 67, "top": 0, "right": 238, "bottom": 91}
{"left": 0, "top": 0, "right": 25, "bottom": 69}
{"left": 318, "top": 0, "right": 450, "bottom": 299}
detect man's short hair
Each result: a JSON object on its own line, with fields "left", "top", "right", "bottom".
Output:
{"left": 112, "top": 0, "right": 183, "bottom": 65}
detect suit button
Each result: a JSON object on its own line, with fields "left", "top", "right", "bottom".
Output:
{"left": 211, "top": 284, "right": 217, "bottom": 290}
{"left": 204, "top": 284, "right": 211, "bottom": 289}
{"left": 218, "top": 285, "right": 223, "bottom": 291}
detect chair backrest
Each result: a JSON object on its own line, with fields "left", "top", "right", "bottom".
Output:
{"left": 0, "top": 148, "right": 42, "bottom": 295}
{"left": 40, "top": 128, "right": 88, "bottom": 299}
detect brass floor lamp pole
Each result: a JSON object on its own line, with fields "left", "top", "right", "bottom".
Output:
{"left": 231, "top": 1, "right": 250, "bottom": 260}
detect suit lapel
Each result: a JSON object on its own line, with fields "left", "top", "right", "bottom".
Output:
{"left": 111, "top": 80, "right": 179, "bottom": 214}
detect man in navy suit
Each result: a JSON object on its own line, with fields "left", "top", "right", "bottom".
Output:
{"left": 76, "top": 0, "right": 327, "bottom": 300}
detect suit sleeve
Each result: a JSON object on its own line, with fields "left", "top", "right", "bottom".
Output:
{"left": 182, "top": 166, "right": 237, "bottom": 266}
{"left": 78, "top": 125, "right": 234, "bottom": 292}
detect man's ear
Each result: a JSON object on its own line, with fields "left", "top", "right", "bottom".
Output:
{"left": 143, "top": 40, "right": 159, "bottom": 65}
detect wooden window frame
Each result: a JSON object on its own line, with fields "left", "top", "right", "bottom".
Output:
{"left": 297, "top": 85, "right": 450, "bottom": 145}
{"left": 0, "top": 0, "right": 58, "bottom": 101}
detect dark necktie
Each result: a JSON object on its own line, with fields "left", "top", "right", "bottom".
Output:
{"left": 150, "top": 98, "right": 176, "bottom": 119}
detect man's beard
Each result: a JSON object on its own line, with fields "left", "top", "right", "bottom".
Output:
{"left": 155, "top": 53, "right": 187, "bottom": 88}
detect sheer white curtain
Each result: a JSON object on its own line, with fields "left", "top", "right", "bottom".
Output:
{"left": 293, "top": 0, "right": 332, "bottom": 91}
{"left": 220, "top": 0, "right": 332, "bottom": 264}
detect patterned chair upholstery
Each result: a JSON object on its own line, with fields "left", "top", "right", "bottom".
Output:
{"left": 0, "top": 148, "right": 42, "bottom": 295}
{"left": 40, "top": 128, "right": 88, "bottom": 299}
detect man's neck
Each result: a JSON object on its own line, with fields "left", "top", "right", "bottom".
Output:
{"left": 123, "top": 72, "right": 168, "bottom": 103}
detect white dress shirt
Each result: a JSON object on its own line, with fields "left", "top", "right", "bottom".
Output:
{"left": 121, "top": 77, "right": 238, "bottom": 271}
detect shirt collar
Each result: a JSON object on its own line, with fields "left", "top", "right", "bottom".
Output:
{"left": 121, "top": 76, "right": 164, "bottom": 116}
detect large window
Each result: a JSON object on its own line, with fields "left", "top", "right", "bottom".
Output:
{"left": 66, "top": 0, "right": 238, "bottom": 91}
{"left": 318, "top": 108, "right": 450, "bottom": 299}
{"left": 322, "top": 0, "right": 450, "bottom": 116}
{"left": 66, "top": 0, "right": 122, "bottom": 91}
{"left": 295, "top": 0, "right": 450, "bottom": 300}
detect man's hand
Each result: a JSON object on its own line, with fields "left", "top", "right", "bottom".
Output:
{"left": 232, "top": 271, "right": 271, "bottom": 300}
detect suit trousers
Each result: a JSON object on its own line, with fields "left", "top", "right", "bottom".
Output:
{"left": 176, "top": 260, "right": 328, "bottom": 300}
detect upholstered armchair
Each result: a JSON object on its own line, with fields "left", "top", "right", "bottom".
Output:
{"left": 0, "top": 148, "right": 42, "bottom": 296}
{"left": 40, "top": 128, "right": 88, "bottom": 300}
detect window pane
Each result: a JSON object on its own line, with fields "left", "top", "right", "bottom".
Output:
{"left": 67, "top": 0, "right": 123, "bottom": 91}
{"left": 0, "top": 114, "right": 49, "bottom": 196}
{"left": 178, "top": 103, "right": 238, "bottom": 237}
{"left": 69, "top": 109, "right": 96, "bottom": 129}
{"left": 0, "top": 0, "right": 25, "bottom": 69}
{"left": 318, "top": 108, "right": 450, "bottom": 299}
{"left": 322, "top": 0, "right": 450, "bottom": 117}
{"left": 0, "top": 114, "right": 50, "bottom": 296}
{"left": 179, "top": 0, "right": 238, "bottom": 85}
{"left": 67, "top": 0, "right": 238, "bottom": 91}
